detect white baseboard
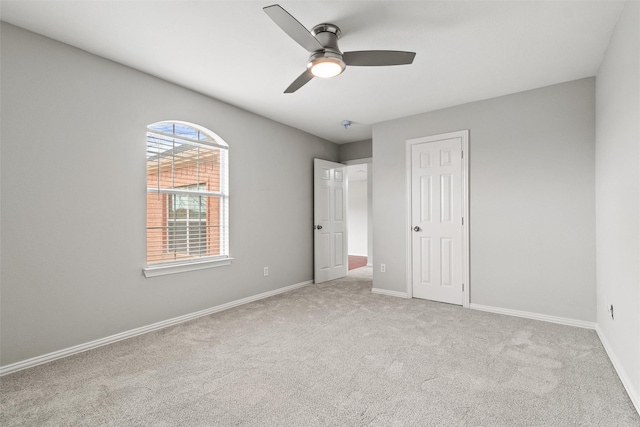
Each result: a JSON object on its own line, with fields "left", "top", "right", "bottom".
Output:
{"left": 366, "top": 263, "right": 373, "bottom": 267}
{"left": 372, "top": 288, "right": 408, "bottom": 299}
{"left": 469, "top": 303, "right": 596, "bottom": 330}
{"left": 0, "top": 280, "right": 312, "bottom": 377}
{"left": 595, "top": 325, "right": 640, "bottom": 415}
{"left": 348, "top": 253, "right": 368, "bottom": 257}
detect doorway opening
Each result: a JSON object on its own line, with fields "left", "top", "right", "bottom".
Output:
{"left": 346, "top": 160, "right": 372, "bottom": 272}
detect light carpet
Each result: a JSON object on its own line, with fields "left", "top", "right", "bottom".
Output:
{"left": 1, "top": 267, "right": 638, "bottom": 426}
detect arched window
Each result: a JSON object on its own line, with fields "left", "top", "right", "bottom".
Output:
{"left": 144, "top": 121, "right": 229, "bottom": 275}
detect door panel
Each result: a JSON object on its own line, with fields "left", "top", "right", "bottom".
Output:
{"left": 314, "top": 159, "right": 348, "bottom": 283}
{"left": 420, "top": 237, "right": 432, "bottom": 283}
{"left": 420, "top": 176, "right": 432, "bottom": 222}
{"left": 319, "top": 233, "right": 330, "bottom": 269}
{"left": 441, "top": 174, "right": 453, "bottom": 222}
{"left": 319, "top": 187, "right": 330, "bottom": 221}
{"left": 441, "top": 238, "right": 453, "bottom": 287}
{"left": 411, "top": 138, "right": 463, "bottom": 304}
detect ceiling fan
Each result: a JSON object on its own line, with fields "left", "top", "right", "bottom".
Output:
{"left": 263, "top": 4, "right": 417, "bottom": 93}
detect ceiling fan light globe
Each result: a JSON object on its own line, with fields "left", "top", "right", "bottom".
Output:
{"left": 308, "top": 57, "right": 345, "bottom": 78}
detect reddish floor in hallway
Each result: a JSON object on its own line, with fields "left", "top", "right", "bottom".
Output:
{"left": 348, "top": 255, "right": 368, "bottom": 271}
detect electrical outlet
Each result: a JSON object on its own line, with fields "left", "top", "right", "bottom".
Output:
{"left": 263, "top": 267, "right": 269, "bottom": 277}
{"left": 380, "top": 264, "right": 386, "bottom": 273}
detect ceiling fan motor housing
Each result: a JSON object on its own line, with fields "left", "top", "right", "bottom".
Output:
{"left": 311, "top": 23, "right": 342, "bottom": 53}
{"left": 307, "top": 23, "right": 345, "bottom": 76}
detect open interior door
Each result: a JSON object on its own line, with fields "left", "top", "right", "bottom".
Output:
{"left": 314, "top": 159, "right": 348, "bottom": 283}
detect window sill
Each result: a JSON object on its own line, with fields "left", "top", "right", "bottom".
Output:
{"left": 143, "top": 257, "right": 233, "bottom": 278}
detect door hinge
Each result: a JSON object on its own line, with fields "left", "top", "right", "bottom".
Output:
{"left": 462, "top": 217, "right": 464, "bottom": 225}
{"left": 462, "top": 283, "right": 465, "bottom": 292}
{"left": 461, "top": 151, "right": 464, "bottom": 158}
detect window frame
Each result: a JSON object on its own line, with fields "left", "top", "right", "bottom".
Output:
{"left": 143, "top": 121, "right": 232, "bottom": 278}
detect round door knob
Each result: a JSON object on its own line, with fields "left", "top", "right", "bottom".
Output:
{"left": 315, "top": 225, "right": 323, "bottom": 230}
{"left": 413, "top": 226, "right": 420, "bottom": 232}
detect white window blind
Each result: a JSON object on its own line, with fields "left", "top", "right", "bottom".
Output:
{"left": 146, "top": 122, "right": 229, "bottom": 266}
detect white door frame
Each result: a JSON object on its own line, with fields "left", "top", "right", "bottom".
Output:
{"left": 344, "top": 157, "right": 373, "bottom": 266}
{"left": 405, "top": 130, "right": 470, "bottom": 307}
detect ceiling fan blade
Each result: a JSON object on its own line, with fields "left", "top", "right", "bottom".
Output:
{"left": 263, "top": 4, "right": 324, "bottom": 52}
{"left": 343, "top": 51, "right": 416, "bottom": 66}
{"left": 284, "top": 70, "right": 314, "bottom": 93}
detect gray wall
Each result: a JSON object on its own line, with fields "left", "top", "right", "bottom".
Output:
{"left": 372, "top": 78, "right": 596, "bottom": 322}
{"left": 595, "top": 0, "right": 639, "bottom": 406}
{"left": 0, "top": 23, "right": 338, "bottom": 366}
{"left": 339, "top": 139, "right": 372, "bottom": 162}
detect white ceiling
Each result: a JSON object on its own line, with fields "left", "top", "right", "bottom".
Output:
{"left": 0, "top": 1, "right": 624, "bottom": 144}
